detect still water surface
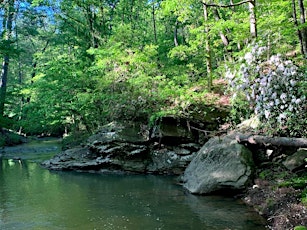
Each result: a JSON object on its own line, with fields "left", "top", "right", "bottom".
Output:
{"left": 0, "top": 140, "right": 266, "bottom": 230}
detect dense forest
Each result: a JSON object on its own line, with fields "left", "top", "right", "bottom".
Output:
{"left": 0, "top": 0, "right": 306, "bottom": 140}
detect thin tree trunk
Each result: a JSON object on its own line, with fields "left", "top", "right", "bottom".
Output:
{"left": 298, "top": 0, "right": 307, "bottom": 58}
{"left": 0, "top": 0, "right": 14, "bottom": 120}
{"left": 15, "top": 11, "right": 24, "bottom": 133}
{"left": 292, "top": 0, "right": 304, "bottom": 55}
{"left": 203, "top": 2, "right": 213, "bottom": 90}
{"left": 249, "top": 0, "right": 257, "bottom": 39}
{"left": 152, "top": 3, "right": 158, "bottom": 44}
{"left": 174, "top": 19, "right": 179, "bottom": 47}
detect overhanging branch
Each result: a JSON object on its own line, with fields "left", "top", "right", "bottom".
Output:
{"left": 202, "top": 0, "right": 254, "bottom": 8}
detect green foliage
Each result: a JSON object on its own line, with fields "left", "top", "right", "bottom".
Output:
{"left": 0, "top": 116, "right": 15, "bottom": 129}
{"left": 279, "top": 176, "right": 307, "bottom": 189}
{"left": 301, "top": 189, "right": 307, "bottom": 206}
{"left": 0, "top": 130, "right": 24, "bottom": 147}
{"left": 2, "top": 0, "right": 306, "bottom": 137}
{"left": 259, "top": 168, "right": 291, "bottom": 181}
{"left": 228, "top": 93, "right": 253, "bottom": 125}
{"left": 62, "top": 131, "right": 91, "bottom": 150}
{"left": 294, "top": 226, "right": 307, "bottom": 230}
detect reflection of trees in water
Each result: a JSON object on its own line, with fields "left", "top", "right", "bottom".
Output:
{"left": 0, "top": 159, "right": 30, "bottom": 228}
{"left": 0, "top": 155, "right": 266, "bottom": 229}
{"left": 0, "top": 159, "right": 6, "bottom": 226}
{"left": 184, "top": 193, "right": 266, "bottom": 229}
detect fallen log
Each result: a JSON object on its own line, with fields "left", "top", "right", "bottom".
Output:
{"left": 236, "top": 134, "right": 307, "bottom": 148}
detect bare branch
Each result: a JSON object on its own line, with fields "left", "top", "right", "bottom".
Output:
{"left": 202, "top": 0, "right": 254, "bottom": 8}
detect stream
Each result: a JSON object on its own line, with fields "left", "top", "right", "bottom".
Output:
{"left": 0, "top": 139, "right": 267, "bottom": 229}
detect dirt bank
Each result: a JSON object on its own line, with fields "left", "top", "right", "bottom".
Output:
{"left": 243, "top": 164, "right": 307, "bottom": 229}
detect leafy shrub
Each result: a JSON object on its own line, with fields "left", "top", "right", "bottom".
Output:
{"left": 0, "top": 131, "right": 24, "bottom": 147}
{"left": 227, "top": 45, "right": 306, "bottom": 137}
{"left": 294, "top": 226, "right": 307, "bottom": 230}
{"left": 301, "top": 189, "right": 307, "bottom": 206}
{"left": 0, "top": 135, "right": 5, "bottom": 147}
{"left": 227, "top": 92, "right": 253, "bottom": 124}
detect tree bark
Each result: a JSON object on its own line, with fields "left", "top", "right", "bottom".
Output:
{"left": 174, "top": 19, "right": 179, "bottom": 47}
{"left": 292, "top": 0, "right": 304, "bottom": 56}
{"left": 236, "top": 134, "right": 307, "bottom": 148}
{"left": 298, "top": 0, "right": 307, "bottom": 58}
{"left": 0, "top": 0, "right": 14, "bottom": 119}
{"left": 152, "top": 3, "right": 158, "bottom": 44}
{"left": 248, "top": 0, "right": 257, "bottom": 39}
{"left": 203, "top": 1, "right": 213, "bottom": 90}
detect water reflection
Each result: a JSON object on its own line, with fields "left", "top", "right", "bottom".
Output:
{"left": 0, "top": 138, "right": 265, "bottom": 230}
{"left": 0, "top": 151, "right": 266, "bottom": 230}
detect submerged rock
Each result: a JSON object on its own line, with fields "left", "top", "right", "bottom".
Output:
{"left": 182, "top": 135, "right": 254, "bottom": 194}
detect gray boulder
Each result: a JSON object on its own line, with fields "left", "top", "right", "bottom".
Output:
{"left": 283, "top": 149, "right": 307, "bottom": 172}
{"left": 182, "top": 135, "right": 254, "bottom": 194}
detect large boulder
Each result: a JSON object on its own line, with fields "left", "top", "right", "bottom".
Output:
{"left": 182, "top": 135, "right": 254, "bottom": 194}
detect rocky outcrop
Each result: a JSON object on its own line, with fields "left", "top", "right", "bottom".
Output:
{"left": 182, "top": 135, "right": 254, "bottom": 194}
{"left": 42, "top": 121, "right": 200, "bottom": 175}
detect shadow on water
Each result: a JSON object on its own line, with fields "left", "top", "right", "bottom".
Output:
{"left": 0, "top": 140, "right": 267, "bottom": 229}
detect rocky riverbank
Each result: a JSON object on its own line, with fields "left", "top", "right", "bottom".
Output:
{"left": 41, "top": 120, "right": 307, "bottom": 229}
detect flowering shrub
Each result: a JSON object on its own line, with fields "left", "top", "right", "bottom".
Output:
{"left": 227, "top": 45, "right": 306, "bottom": 137}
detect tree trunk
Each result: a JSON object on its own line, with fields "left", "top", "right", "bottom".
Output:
{"left": 249, "top": 0, "right": 257, "bottom": 39}
{"left": 298, "top": 0, "right": 307, "bottom": 58}
{"left": 174, "top": 19, "right": 179, "bottom": 47}
{"left": 152, "top": 3, "right": 158, "bottom": 44}
{"left": 292, "top": 0, "right": 304, "bottom": 56}
{"left": 203, "top": 2, "right": 213, "bottom": 90}
{"left": 0, "top": 0, "right": 14, "bottom": 120}
{"left": 236, "top": 134, "right": 307, "bottom": 148}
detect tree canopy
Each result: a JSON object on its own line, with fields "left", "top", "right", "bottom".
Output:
{"left": 0, "top": 0, "right": 306, "bottom": 137}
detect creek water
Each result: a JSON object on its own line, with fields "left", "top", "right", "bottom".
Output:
{"left": 0, "top": 139, "right": 267, "bottom": 230}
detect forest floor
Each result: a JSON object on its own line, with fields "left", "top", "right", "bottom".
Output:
{"left": 243, "top": 164, "right": 307, "bottom": 229}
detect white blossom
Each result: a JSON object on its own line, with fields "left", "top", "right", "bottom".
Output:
{"left": 275, "top": 99, "right": 280, "bottom": 105}
{"left": 244, "top": 52, "right": 253, "bottom": 65}
{"left": 278, "top": 113, "right": 287, "bottom": 120}
{"left": 280, "top": 93, "right": 287, "bottom": 100}
{"left": 264, "top": 110, "right": 270, "bottom": 119}
{"left": 226, "top": 45, "right": 304, "bottom": 136}
{"left": 295, "top": 99, "right": 301, "bottom": 104}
